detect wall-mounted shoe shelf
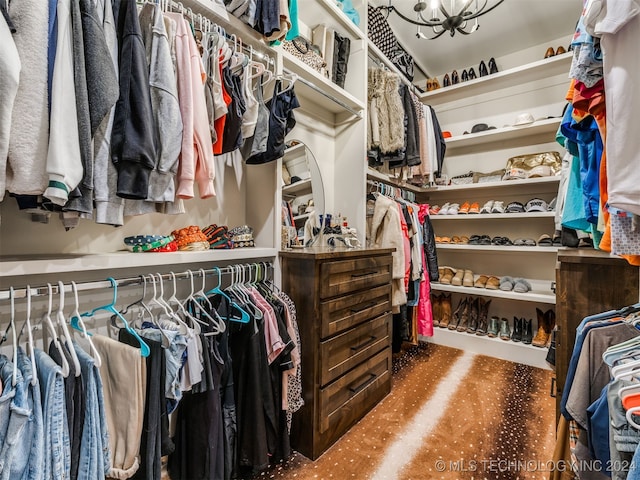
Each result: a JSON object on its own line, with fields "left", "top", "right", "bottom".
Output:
{"left": 435, "top": 244, "right": 560, "bottom": 253}
{"left": 423, "top": 328, "right": 551, "bottom": 370}
{"left": 444, "top": 118, "right": 562, "bottom": 154}
{"left": 419, "top": 52, "right": 573, "bottom": 106}
{"left": 430, "top": 212, "right": 555, "bottom": 220}
{"left": 430, "top": 280, "right": 556, "bottom": 304}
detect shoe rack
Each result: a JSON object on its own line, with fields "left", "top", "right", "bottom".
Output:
{"left": 413, "top": 50, "right": 572, "bottom": 369}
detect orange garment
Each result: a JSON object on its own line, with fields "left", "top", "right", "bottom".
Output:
{"left": 212, "top": 60, "right": 231, "bottom": 155}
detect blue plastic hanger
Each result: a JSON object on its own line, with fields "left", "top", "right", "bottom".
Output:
{"left": 72, "top": 277, "right": 150, "bottom": 357}
{"left": 205, "top": 266, "right": 250, "bottom": 323}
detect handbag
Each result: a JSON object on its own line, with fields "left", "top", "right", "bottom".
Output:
{"left": 502, "top": 151, "right": 562, "bottom": 181}
{"left": 282, "top": 36, "right": 327, "bottom": 74}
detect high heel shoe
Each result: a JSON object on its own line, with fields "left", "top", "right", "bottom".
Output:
{"left": 544, "top": 47, "right": 555, "bottom": 59}
{"left": 451, "top": 70, "right": 460, "bottom": 84}
{"left": 443, "top": 73, "right": 451, "bottom": 87}
{"left": 555, "top": 46, "right": 566, "bottom": 55}
{"left": 488, "top": 57, "right": 498, "bottom": 74}
{"left": 479, "top": 60, "right": 488, "bottom": 77}
{"left": 461, "top": 69, "right": 469, "bottom": 82}
{"left": 467, "top": 67, "right": 477, "bottom": 80}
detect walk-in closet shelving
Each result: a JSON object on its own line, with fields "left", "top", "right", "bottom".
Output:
{"left": 419, "top": 52, "right": 573, "bottom": 105}
{"left": 418, "top": 42, "right": 571, "bottom": 366}
{"left": 444, "top": 118, "right": 563, "bottom": 153}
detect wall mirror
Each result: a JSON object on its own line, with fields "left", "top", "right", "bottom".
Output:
{"left": 281, "top": 141, "right": 326, "bottom": 247}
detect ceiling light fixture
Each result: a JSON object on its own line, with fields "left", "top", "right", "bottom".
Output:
{"left": 378, "top": 0, "right": 505, "bottom": 40}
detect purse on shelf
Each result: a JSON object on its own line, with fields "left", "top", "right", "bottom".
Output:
{"left": 502, "top": 151, "right": 562, "bottom": 181}
{"left": 450, "top": 171, "right": 474, "bottom": 185}
{"left": 282, "top": 36, "right": 327, "bottom": 74}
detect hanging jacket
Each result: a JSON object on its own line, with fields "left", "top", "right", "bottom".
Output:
{"left": 419, "top": 204, "right": 439, "bottom": 282}
{"left": 111, "top": 0, "right": 157, "bottom": 200}
{"left": 369, "top": 194, "right": 407, "bottom": 309}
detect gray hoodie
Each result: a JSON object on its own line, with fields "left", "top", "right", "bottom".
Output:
{"left": 125, "top": 3, "right": 182, "bottom": 217}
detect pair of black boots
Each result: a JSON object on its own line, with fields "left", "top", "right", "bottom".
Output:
{"left": 447, "top": 297, "right": 491, "bottom": 334}
{"left": 511, "top": 317, "right": 533, "bottom": 344}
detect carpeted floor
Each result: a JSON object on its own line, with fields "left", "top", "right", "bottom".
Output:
{"left": 255, "top": 343, "right": 557, "bottom": 480}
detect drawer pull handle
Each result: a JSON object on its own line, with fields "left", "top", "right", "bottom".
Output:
{"left": 350, "top": 335, "right": 377, "bottom": 352}
{"left": 351, "top": 270, "right": 378, "bottom": 278}
{"left": 351, "top": 302, "right": 376, "bottom": 313}
{"left": 349, "top": 373, "right": 377, "bottom": 395}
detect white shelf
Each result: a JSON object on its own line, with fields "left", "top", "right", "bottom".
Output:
{"left": 445, "top": 118, "right": 562, "bottom": 153}
{"left": 422, "top": 329, "right": 551, "bottom": 370}
{"left": 281, "top": 51, "right": 365, "bottom": 118}
{"left": 436, "top": 244, "right": 559, "bottom": 253}
{"left": 430, "top": 281, "right": 556, "bottom": 304}
{"left": 427, "top": 176, "right": 560, "bottom": 192}
{"left": 430, "top": 212, "right": 555, "bottom": 220}
{"left": 0, "top": 248, "right": 278, "bottom": 277}
{"left": 282, "top": 178, "right": 312, "bottom": 195}
{"left": 181, "top": 0, "right": 268, "bottom": 49}
{"left": 284, "top": 143, "right": 306, "bottom": 160}
{"left": 300, "top": 0, "right": 365, "bottom": 41}
{"left": 420, "top": 53, "right": 573, "bottom": 106}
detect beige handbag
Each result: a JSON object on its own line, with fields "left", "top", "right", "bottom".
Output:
{"left": 502, "top": 151, "right": 562, "bottom": 180}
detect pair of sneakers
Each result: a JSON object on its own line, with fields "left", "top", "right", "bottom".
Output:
{"left": 479, "top": 200, "right": 504, "bottom": 214}
{"left": 437, "top": 202, "right": 460, "bottom": 215}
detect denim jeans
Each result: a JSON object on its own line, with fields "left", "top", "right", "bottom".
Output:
{"left": 0, "top": 354, "right": 29, "bottom": 479}
{"left": 73, "top": 342, "right": 111, "bottom": 480}
{"left": 14, "top": 347, "right": 44, "bottom": 480}
{"left": 35, "top": 348, "right": 71, "bottom": 480}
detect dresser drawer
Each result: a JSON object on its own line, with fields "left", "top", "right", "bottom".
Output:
{"left": 318, "top": 348, "right": 391, "bottom": 434}
{"left": 319, "top": 255, "right": 392, "bottom": 299}
{"left": 320, "top": 283, "right": 391, "bottom": 338}
{"left": 319, "top": 313, "right": 391, "bottom": 386}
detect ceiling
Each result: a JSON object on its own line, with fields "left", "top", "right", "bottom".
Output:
{"left": 369, "top": 0, "right": 583, "bottom": 83}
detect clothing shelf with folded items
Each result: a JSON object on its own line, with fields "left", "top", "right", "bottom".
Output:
{"left": 0, "top": 263, "right": 302, "bottom": 480}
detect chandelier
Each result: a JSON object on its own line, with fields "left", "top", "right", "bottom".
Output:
{"left": 377, "top": 0, "right": 505, "bottom": 39}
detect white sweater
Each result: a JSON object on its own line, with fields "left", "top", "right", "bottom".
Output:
{"left": 0, "top": 15, "right": 21, "bottom": 201}
{"left": 6, "top": 0, "right": 49, "bottom": 197}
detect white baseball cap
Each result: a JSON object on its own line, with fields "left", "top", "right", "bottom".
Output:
{"left": 513, "top": 113, "right": 535, "bottom": 126}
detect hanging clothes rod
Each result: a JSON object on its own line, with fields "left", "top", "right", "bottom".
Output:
{"left": 367, "top": 179, "right": 416, "bottom": 202}
{"left": 0, "top": 262, "right": 274, "bottom": 302}
{"left": 286, "top": 72, "right": 363, "bottom": 119}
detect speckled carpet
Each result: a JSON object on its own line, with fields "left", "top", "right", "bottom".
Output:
{"left": 254, "top": 343, "right": 557, "bottom": 480}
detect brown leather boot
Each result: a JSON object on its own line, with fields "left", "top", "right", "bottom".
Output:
{"left": 431, "top": 293, "right": 441, "bottom": 327}
{"left": 532, "top": 307, "right": 550, "bottom": 348}
{"left": 447, "top": 297, "right": 465, "bottom": 330}
{"left": 475, "top": 299, "right": 491, "bottom": 336}
{"left": 454, "top": 297, "right": 470, "bottom": 331}
{"left": 439, "top": 293, "right": 452, "bottom": 328}
{"left": 466, "top": 297, "right": 481, "bottom": 333}
{"left": 459, "top": 297, "right": 476, "bottom": 332}
{"left": 544, "top": 309, "right": 556, "bottom": 347}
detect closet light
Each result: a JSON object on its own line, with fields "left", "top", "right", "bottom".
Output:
{"left": 379, "top": 0, "right": 504, "bottom": 39}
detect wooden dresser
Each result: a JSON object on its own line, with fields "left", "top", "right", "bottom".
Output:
{"left": 280, "top": 247, "right": 394, "bottom": 460}
{"left": 555, "top": 249, "right": 639, "bottom": 419}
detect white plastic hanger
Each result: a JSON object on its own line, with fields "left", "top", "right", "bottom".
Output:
{"left": 8, "top": 287, "right": 18, "bottom": 386}
{"left": 55, "top": 282, "right": 82, "bottom": 377}
{"left": 69, "top": 281, "right": 102, "bottom": 368}
{"left": 20, "top": 286, "right": 38, "bottom": 386}
{"left": 167, "top": 271, "right": 198, "bottom": 335}
{"left": 41, "top": 283, "right": 70, "bottom": 377}
{"left": 183, "top": 270, "right": 224, "bottom": 334}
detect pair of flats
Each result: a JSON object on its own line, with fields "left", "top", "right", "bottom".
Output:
{"left": 468, "top": 234, "right": 491, "bottom": 245}
{"left": 499, "top": 276, "right": 532, "bottom": 293}
{"left": 479, "top": 200, "right": 505, "bottom": 214}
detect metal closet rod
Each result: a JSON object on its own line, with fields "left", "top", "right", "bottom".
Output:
{"left": 0, "top": 262, "right": 274, "bottom": 302}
